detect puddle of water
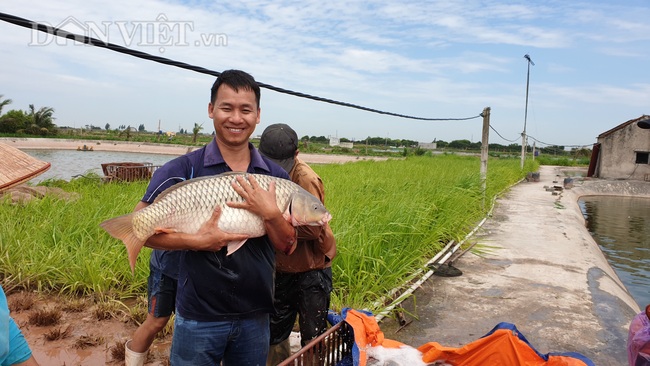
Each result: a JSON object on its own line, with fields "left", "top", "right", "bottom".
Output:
{"left": 579, "top": 196, "right": 650, "bottom": 308}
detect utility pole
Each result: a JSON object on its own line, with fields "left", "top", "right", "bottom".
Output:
{"left": 521, "top": 54, "right": 535, "bottom": 169}
{"left": 532, "top": 141, "right": 536, "bottom": 161}
{"left": 480, "top": 107, "right": 491, "bottom": 208}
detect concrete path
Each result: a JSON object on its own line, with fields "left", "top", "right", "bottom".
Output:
{"left": 380, "top": 165, "right": 650, "bottom": 365}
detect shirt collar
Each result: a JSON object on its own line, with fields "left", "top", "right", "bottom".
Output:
{"left": 204, "top": 138, "right": 273, "bottom": 173}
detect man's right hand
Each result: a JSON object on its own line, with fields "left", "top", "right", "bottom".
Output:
{"left": 144, "top": 206, "right": 249, "bottom": 252}
{"left": 192, "top": 206, "right": 249, "bottom": 251}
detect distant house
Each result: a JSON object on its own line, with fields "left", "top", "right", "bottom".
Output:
{"left": 418, "top": 142, "right": 437, "bottom": 150}
{"left": 588, "top": 115, "right": 650, "bottom": 181}
{"left": 329, "top": 137, "right": 353, "bottom": 149}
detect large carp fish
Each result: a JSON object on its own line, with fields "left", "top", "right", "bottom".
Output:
{"left": 100, "top": 172, "right": 332, "bottom": 272}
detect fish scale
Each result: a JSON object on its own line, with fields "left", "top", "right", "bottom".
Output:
{"left": 100, "top": 172, "right": 332, "bottom": 272}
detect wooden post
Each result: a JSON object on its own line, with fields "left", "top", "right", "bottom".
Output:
{"left": 480, "top": 107, "right": 490, "bottom": 208}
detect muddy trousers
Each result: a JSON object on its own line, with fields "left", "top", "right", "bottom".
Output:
{"left": 267, "top": 268, "right": 333, "bottom": 366}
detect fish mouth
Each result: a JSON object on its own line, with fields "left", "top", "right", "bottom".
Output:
{"left": 319, "top": 212, "right": 333, "bottom": 225}
{"left": 291, "top": 212, "right": 332, "bottom": 226}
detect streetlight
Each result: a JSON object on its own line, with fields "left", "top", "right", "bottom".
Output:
{"left": 521, "top": 54, "right": 535, "bottom": 169}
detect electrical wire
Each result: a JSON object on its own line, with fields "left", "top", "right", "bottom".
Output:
{"left": 0, "top": 11, "right": 482, "bottom": 123}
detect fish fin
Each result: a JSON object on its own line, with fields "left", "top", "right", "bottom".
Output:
{"left": 100, "top": 213, "right": 145, "bottom": 274}
{"left": 226, "top": 240, "right": 247, "bottom": 256}
{"left": 154, "top": 227, "right": 178, "bottom": 234}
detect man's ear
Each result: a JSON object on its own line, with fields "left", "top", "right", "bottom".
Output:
{"left": 208, "top": 102, "right": 214, "bottom": 119}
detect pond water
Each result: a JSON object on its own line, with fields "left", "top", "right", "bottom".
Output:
{"left": 579, "top": 196, "right": 650, "bottom": 309}
{"left": 22, "top": 149, "right": 180, "bottom": 182}
{"left": 18, "top": 150, "right": 650, "bottom": 309}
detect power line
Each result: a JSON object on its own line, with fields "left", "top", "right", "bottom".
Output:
{"left": 489, "top": 124, "right": 520, "bottom": 143}
{"left": 489, "top": 125, "right": 593, "bottom": 149}
{"left": 0, "top": 12, "right": 482, "bottom": 123}
{"left": 527, "top": 135, "right": 592, "bottom": 149}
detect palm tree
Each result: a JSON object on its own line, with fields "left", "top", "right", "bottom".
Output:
{"left": 0, "top": 95, "right": 12, "bottom": 115}
{"left": 33, "top": 106, "right": 55, "bottom": 129}
{"left": 192, "top": 123, "right": 203, "bottom": 143}
{"left": 25, "top": 104, "right": 55, "bottom": 135}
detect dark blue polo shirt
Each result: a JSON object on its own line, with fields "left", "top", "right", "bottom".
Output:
{"left": 142, "top": 139, "right": 289, "bottom": 320}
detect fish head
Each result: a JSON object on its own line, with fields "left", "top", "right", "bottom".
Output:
{"left": 288, "top": 191, "right": 332, "bottom": 227}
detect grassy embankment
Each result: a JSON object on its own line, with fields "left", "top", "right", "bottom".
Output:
{"left": 0, "top": 155, "right": 537, "bottom": 312}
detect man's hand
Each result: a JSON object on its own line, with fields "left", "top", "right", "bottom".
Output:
{"left": 227, "top": 174, "right": 297, "bottom": 255}
{"left": 228, "top": 175, "right": 283, "bottom": 221}
{"left": 145, "top": 205, "right": 249, "bottom": 251}
{"left": 192, "top": 206, "right": 249, "bottom": 251}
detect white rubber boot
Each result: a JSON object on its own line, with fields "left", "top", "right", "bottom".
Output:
{"left": 125, "top": 340, "right": 147, "bottom": 366}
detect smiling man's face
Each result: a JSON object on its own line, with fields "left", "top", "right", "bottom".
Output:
{"left": 209, "top": 84, "right": 261, "bottom": 149}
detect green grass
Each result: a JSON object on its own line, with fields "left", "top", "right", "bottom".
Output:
{"left": 315, "top": 155, "right": 532, "bottom": 309}
{"left": 0, "top": 175, "right": 149, "bottom": 300}
{"left": 0, "top": 155, "right": 535, "bottom": 310}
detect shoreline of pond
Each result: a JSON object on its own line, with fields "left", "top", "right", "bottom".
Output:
{"left": 380, "top": 165, "right": 650, "bottom": 365}
{"left": 1, "top": 137, "right": 390, "bottom": 165}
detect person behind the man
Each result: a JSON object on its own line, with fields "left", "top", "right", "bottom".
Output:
{"left": 259, "top": 123, "right": 337, "bottom": 365}
{"left": 130, "top": 70, "right": 297, "bottom": 365}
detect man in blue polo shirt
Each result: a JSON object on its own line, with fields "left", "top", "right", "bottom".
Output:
{"left": 125, "top": 69, "right": 297, "bottom": 366}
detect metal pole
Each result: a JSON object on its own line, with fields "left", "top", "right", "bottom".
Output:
{"left": 521, "top": 54, "right": 534, "bottom": 169}
{"left": 480, "top": 107, "right": 490, "bottom": 208}
{"left": 532, "top": 141, "right": 536, "bottom": 161}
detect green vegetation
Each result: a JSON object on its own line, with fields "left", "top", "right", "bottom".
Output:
{"left": 0, "top": 155, "right": 536, "bottom": 311}
{"left": 0, "top": 95, "right": 57, "bottom": 136}
{"left": 535, "top": 155, "right": 590, "bottom": 166}
{"left": 317, "top": 156, "right": 534, "bottom": 309}
{"left": 0, "top": 176, "right": 148, "bottom": 299}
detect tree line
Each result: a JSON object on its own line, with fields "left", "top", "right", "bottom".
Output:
{"left": 0, "top": 94, "right": 588, "bottom": 156}
{"left": 0, "top": 95, "right": 57, "bottom": 135}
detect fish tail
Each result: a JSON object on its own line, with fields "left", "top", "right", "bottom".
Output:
{"left": 100, "top": 213, "right": 145, "bottom": 274}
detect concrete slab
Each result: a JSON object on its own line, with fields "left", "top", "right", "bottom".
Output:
{"left": 380, "top": 165, "right": 650, "bottom": 365}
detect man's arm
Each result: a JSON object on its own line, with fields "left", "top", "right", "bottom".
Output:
{"left": 135, "top": 201, "right": 249, "bottom": 251}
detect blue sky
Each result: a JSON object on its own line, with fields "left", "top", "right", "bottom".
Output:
{"left": 1, "top": 0, "right": 649, "bottom": 147}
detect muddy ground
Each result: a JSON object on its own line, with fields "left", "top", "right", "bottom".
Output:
{"left": 6, "top": 289, "right": 170, "bottom": 366}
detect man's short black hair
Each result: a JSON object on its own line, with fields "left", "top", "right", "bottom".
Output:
{"left": 210, "top": 69, "right": 261, "bottom": 108}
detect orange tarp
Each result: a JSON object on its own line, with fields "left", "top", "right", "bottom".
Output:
{"left": 341, "top": 309, "right": 593, "bottom": 366}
